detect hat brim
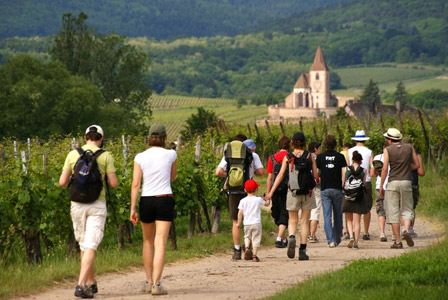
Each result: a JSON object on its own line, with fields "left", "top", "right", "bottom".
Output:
{"left": 383, "top": 133, "right": 402, "bottom": 140}
{"left": 351, "top": 137, "right": 370, "bottom": 141}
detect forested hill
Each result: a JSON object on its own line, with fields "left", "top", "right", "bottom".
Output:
{"left": 254, "top": 0, "right": 448, "bottom": 66}
{"left": 0, "top": 0, "right": 348, "bottom": 39}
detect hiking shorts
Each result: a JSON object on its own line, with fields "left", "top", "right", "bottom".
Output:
{"left": 139, "top": 196, "right": 175, "bottom": 223}
{"left": 271, "top": 189, "right": 288, "bottom": 226}
{"left": 310, "top": 187, "right": 322, "bottom": 221}
{"left": 286, "top": 190, "right": 316, "bottom": 211}
{"left": 375, "top": 189, "right": 386, "bottom": 218}
{"left": 412, "top": 185, "right": 419, "bottom": 209}
{"left": 244, "top": 223, "right": 262, "bottom": 248}
{"left": 364, "top": 181, "right": 373, "bottom": 211}
{"left": 384, "top": 180, "right": 414, "bottom": 224}
{"left": 71, "top": 200, "right": 107, "bottom": 251}
{"left": 228, "top": 193, "right": 246, "bottom": 220}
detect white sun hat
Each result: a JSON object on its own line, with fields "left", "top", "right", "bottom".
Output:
{"left": 351, "top": 130, "right": 370, "bottom": 141}
{"left": 383, "top": 128, "right": 402, "bottom": 141}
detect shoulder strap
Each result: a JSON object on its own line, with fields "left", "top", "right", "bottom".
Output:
{"left": 76, "top": 148, "right": 84, "bottom": 155}
{"left": 348, "top": 165, "right": 355, "bottom": 174}
{"left": 93, "top": 149, "right": 105, "bottom": 159}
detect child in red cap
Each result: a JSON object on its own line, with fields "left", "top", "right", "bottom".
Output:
{"left": 236, "top": 179, "right": 269, "bottom": 262}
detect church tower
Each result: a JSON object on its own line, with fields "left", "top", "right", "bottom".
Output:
{"left": 309, "top": 46, "right": 330, "bottom": 109}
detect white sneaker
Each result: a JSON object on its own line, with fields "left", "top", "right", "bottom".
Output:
{"left": 329, "top": 242, "right": 336, "bottom": 248}
{"left": 151, "top": 283, "right": 168, "bottom": 295}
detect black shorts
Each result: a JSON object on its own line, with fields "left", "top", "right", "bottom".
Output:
{"left": 139, "top": 196, "right": 175, "bottom": 223}
{"left": 228, "top": 193, "right": 246, "bottom": 220}
{"left": 271, "top": 189, "right": 289, "bottom": 226}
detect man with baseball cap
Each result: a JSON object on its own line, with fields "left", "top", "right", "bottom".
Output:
{"left": 348, "top": 130, "right": 374, "bottom": 240}
{"left": 380, "top": 128, "right": 419, "bottom": 249}
{"left": 59, "top": 125, "right": 118, "bottom": 298}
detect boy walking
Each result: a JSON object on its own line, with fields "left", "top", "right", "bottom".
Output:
{"left": 237, "top": 179, "right": 269, "bottom": 262}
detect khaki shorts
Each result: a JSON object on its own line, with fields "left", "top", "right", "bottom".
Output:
{"left": 310, "top": 187, "right": 321, "bottom": 221}
{"left": 384, "top": 180, "right": 414, "bottom": 224}
{"left": 286, "top": 190, "right": 316, "bottom": 211}
{"left": 244, "top": 223, "right": 262, "bottom": 248}
{"left": 71, "top": 200, "right": 107, "bottom": 251}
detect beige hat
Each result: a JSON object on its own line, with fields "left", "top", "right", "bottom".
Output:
{"left": 383, "top": 128, "right": 402, "bottom": 141}
{"left": 85, "top": 125, "right": 104, "bottom": 137}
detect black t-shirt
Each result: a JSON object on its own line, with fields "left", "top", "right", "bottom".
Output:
{"left": 316, "top": 150, "right": 347, "bottom": 191}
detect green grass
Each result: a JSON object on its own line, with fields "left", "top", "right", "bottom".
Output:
{"left": 0, "top": 182, "right": 277, "bottom": 299}
{"left": 265, "top": 166, "right": 448, "bottom": 300}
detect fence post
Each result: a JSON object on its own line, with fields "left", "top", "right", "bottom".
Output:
{"left": 21, "top": 151, "right": 28, "bottom": 175}
{"left": 14, "top": 141, "right": 18, "bottom": 162}
{"left": 280, "top": 121, "right": 286, "bottom": 137}
{"left": 247, "top": 123, "right": 252, "bottom": 138}
{"left": 417, "top": 109, "right": 436, "bottom": 171}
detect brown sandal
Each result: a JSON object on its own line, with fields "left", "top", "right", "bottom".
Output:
{"left": 252, "top": 255, "right": 260, "bottom": 262}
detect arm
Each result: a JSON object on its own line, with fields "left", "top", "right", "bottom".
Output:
{"left": 363, "top": 170, "right": 367, "bottom": 184}
{"left": 341, "top": 167, "right": 346, "bottom": 188}
{"left": 237, "top": 209, "right": 243, "bottom": 228}
{"left": 130, "top": 161, "right": 143, "bottom": 226}
{"left": 170, "top": 160, "right": 177, "bottom": 182}
{"left": 379, "top": 148, "right": 389, "bottom": 198}
{"left": 265, "top": 156, "right": 288, "bottom": 199}
{"left": 107, "top": 172, "right": 118, "bottom": 188}
{"left": 267, "top": 173, "right": 273, "bottom": 194}
{"left": 369, "top": 160, "right": 377, "bottom": 178}
{"left": 417, "top": 154, "right": 425, "bottom": 177}
{"left": 254, "top": 168, "right": 264, "bottom": 176}
{"left": 368, "top": 151, "right": 374, "bottom": 174}
{"left": 215, "top": 166, "right": 226, "bottom": 178}
{"left": 58, "top": 170, "right": 71, "bottom": 187}
{"left": 311, "top": 155, "right": 318, "bottom": 180}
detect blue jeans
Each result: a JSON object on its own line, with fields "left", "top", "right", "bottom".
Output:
{"left": 321, "top": 188, "right": 343, "bottom": 245}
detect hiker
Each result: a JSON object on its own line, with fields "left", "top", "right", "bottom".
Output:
{"left": 370, "top": 142, "right": 389, "bottom": 242}
{"left": 348, "top": 130, "right": 374, "bottom": 241}
{"left": 402, "top": 137, "right": 425, "bottom": 237}
{"left": 316, "top": 134, "right": 347, "bottom": 248}
{"left": 380, "top": 128, "right": 419, "bottom": 249}
{"left": 266, "top": 136, "right": 291, "bottom": 248}
{"left": 265, "top": 132, "right": 318, "bottom": 260}
{"left": 237, "top": 179, "right": 269, "bottom": 262}
{"left": 341, "top": 142, "right": 352, "bottom": 240}
{"left": 215, "top": 134, "right": 263, "bottom": 260}
{"left": 308, "top": 141, "right": 322, "bottom": 243}
{"left": 59, "top": 125, "right": 118, "bottom": 298}
{"left": 342, "top": 151, "right": 368, "bottom": 249}
{"left": 130, "top": 124, "right": 177, "bottom": 295}
{"left": 244, "top": 139, "right": 265, "bottom": 178}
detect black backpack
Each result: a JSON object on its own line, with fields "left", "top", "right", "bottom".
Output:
{"left": 224, "top": 141, "right": 253, "bottom": 194}
{"left": 271, "top": 154, "right": 288, "bottom": 192}
{"left": 69, "top": 148, "right": 105, "bottom": 203}
{"left": 344, "top": 166, "right": 365, "bottom": 202}
{"left": 287, "top": 151, "right": 316, "bottom": 195}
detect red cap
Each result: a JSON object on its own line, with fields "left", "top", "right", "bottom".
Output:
{"left": 245, "top": 179, "right": 260, "bottom": 191}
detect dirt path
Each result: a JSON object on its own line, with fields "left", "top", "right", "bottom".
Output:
{"left": 15, "top": 210, "right": 444, "bottom": 300}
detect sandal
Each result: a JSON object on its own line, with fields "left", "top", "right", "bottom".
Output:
{"left": 252, "top": 255, "right": 260, "bottom": 262}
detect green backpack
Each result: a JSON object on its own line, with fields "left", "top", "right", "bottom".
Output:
{"left": 224, "top": 141, "right": 253, "bottom": 194}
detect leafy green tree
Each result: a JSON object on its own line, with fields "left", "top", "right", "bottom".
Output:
{"left": 409, "top": 89, "right": 448, "bottom": 109}
{"left": 181, "top": 107, "right": 218, "bottom": 139}
{"left": 393, "top": 81, "right": 408, "bottom": 105}
{"left": 236, "top": 98, "right": 247, "bottom": 108}
{"left": 360, "top": 79, "right": 381, "bottom": 105}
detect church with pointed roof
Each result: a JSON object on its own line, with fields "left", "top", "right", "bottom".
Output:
{"left": 268, "top": 46, "right": 343, "bottom": 120}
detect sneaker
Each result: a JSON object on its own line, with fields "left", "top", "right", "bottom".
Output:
{"left": 298, "top": 249, "right": 309, "bottom": 261}
{"left": 308, "top": 235, "right": 318, "bottom": 243}
{"left": 380, "top": 234, "right": 387, "bottom": 242}
{"left": 282, "top": 238, "right": 288, "bottom": 248}
{"left": 244, "top": 248, "right": 253, "bottom": 260}
{"left": 141, "top": 281, "right": 153, "bottom": 293}
{"left": 151, "top": 283, "right": 168, "bottom": 296}
{"left": 252, "top": 255, "right": 260, "bottom": 262}
{"left": 362, "top": 234, "right": 370, "bottom": 240}
{"left": 409, "top": 228, "right": 417, "bottom": 238}
{"left": 353, "top": 243, "right": 359, "bottom": 250}
{"left": 232, "top": 248, "right": 242, "bottom": 260}
{"left": 329, "top": 242, "right": 336, "bottom": 248}
{"left": 74, "top": 285, "right": 93, "bottom": 298}
{"left": 402, "top": 230, "right": 414, "bottom": 247}
{"left": 89, "top": 281, "right": 98, "bottom": 294}
{"left": 343, "top": 232, "right": 350, "bottom": 240}
{"left": 391, "top": 242, "right": 403, "bottom": 249}
{"left": 287, "top": 236, "right": 296, "bottom": 259}
{"left": 275, "top": 240, "right": 283, "bottom": 248}
{"left": 347, "top": 239, "right": 354, "bottom": 248}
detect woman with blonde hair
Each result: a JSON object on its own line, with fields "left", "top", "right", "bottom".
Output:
{"left": 130, "top": 124, "right": 177, "bottom": 295}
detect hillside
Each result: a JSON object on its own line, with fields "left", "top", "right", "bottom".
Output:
{"left": 0, "top": 0, "right": 347, "bottom": 39}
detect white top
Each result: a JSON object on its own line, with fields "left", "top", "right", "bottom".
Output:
{"left": 134, "top": 147, "right": 177, "bottom": 196}
{"left": 348, "top": 145, "right": 373, "bottom": 182}
{"left": 238, "top": 195, "right": 265, "bottom": 225}
{"left": 373, "top": 153, "right": 389, "bottom": 190}
{"left": 218, "top": 152, "right": 263, "bottom": 179}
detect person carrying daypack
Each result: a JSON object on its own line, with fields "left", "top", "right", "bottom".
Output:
{"left": 266, "top": 136, "right": 291, "bottom": 248}
{"left": 265, "top": 132, "right": 318, "bottom": 261}
{"left": 215, "top": 134, "right": 263, "bottom": 260}
{"left": 59, "top": 125, "right": 118, "bottom": 298}
{"left": 342, "top": 151, "right": 368, "bottom": 250}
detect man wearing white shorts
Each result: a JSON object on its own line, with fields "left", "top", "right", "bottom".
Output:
{"left": 308, "top": 141, "right": 322, "bottom": 243}
{"left": 59, "top": 125, "right": 118, "bottom": 298}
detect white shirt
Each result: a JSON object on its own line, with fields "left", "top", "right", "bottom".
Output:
{"left": 218, "top": 152, "right": 263, "bottom": 179}
{"left": 134, "top": 147, "right": 177, "bottom": 196}
{"left": 348, "top": 145, "right": 373, "bottom": 182}
{"left": 373, "top": 153, "right": 389, "bottom": 190}
{"left": 238, "top": 195, "right": 265, "bottom": 225}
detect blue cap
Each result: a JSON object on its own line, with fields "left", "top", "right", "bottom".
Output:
{"left": 243, "top": 139, "right": 256, "bottom": 150}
